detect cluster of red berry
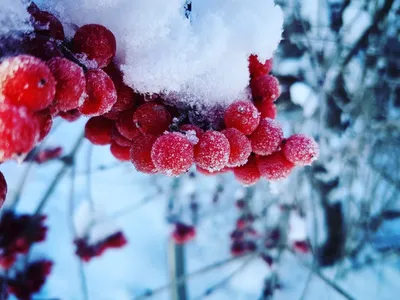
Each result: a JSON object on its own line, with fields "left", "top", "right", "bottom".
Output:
{"left": 74, "top": 231, "right": 127, "bottom": 262}
{"left": 0, "top": 211, "right": 47, "bottom": 269}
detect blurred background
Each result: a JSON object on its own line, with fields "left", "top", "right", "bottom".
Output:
{"left": 1, "top": 0, "right": 400, "bottom": 299}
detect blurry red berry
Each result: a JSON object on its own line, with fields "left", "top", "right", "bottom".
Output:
{"left": 249, "top": 118, "right": 283, "bottom": 156}
{"left": 79, "top": 69, "right": 117, "bottom": 116}
{"left": 29, "top": 8, "right": 65, "bottom": 40}
{"left": 0, "top": 104, "right": 39, "bottom": 161}
{"left": 224, "top": 101, "right": 260, "bottom": 135}
{"left": 133, "top": 103, "right": 172, "bottom": 136}
{"left": 110, "top": 142, "right": 131, "bottom": 161}
{"left": 0, "top": 172, "right": 7, "bottom": 208}
{"left": 257, "top": 151, "right": 294, "bottom": 180}
{"left": 282, "top": 134, "right": 319, "bottom": 166}
{"left": 293, "top": 241, "right": 310, "bottom": 253}
{"left": 231, "top": 241, "right": 246, "bottom": 256}
{"left": 85, "top": 117, "right": 114, "bottom": 145}
{"left": 58, "top": 109, "right": 81, "bottom": 122}
{"left": 33, "top": 147, "right": 63, "bottom": 164}
{"left": 249, "top": 54, "right": 273, "bottom": 78}
{"left": 233, "top": 155, "right": 261, "bottom": 186}
{"left": 112, "top": 127, "right": 134, "bottom": 147}
{"left": 73, "top": 24, "right": 116, "bottom": 68}
{"left": 194, "top": 131, "right": 230, "bottom": 172}
{"left": 130, "top": 135, "right": 158, "bottom": 174}
{"left": 255, "top": 101, "right": 277, "bottom": 119}
{"left": 116, "top": 110, "right": 142, "bottom": 141}
{"left": 35, "top": 108, "right": 53, "bottom": 142}
{"left": 0, "top": 55, "right": 56, "bottom": 111}
{"left": 47, "top": 57, "right": 86, "bottom": 113}
{"left": 221, "top": 128, "right": 252, "bottom": 167}
{"left": 172, "top": 223, "right": 196, "bottom": 244}
{"left": 250, "top": 75, "right": 280, "bottom": 102}
{"left": 151, "top": 132, "right": 194, "bottom": 176}
{"left": 103, "top": 110, "right": 122, "bottom": 120}
{"left": 104, "top": 232, "right": 128, "bottom": 248}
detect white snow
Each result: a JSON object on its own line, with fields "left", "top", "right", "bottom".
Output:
{"left": 290, "top": 82, "right": 319, "bottom": 117}
{"left": 0, "top": 0, "right": 32, "bottom": 37}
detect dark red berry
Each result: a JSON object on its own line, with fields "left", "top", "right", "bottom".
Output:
{"left": 35, "top": 108, "right": 53, "bottom": 142}
{"left": 172, "top": 223, "right": 196, "bottom": 244}
{"left": 233, "top": 156, "right": 261, "bottom": 186}
{"left": 224, "top": 101, "right": 260, "bottom": 135}
{"left": 255, "top": 101, "right": 277, "bottom": 119}
{"left": 133, "top": 102, "right": 172, "bottom": 136}
{"left": 58, "top": 109, "right": 81, "bottom": 122}
{"left": 116, "top": 110, "right": 142, "bottom": 141}
{"left": 112, "top": 127, "right": 134, "bottom": 147}
{"left": 0, "top": 172, "right": 7, "bottom": 208}
{"left": 110, "top": 142, "right": 131, "bottom": 161}
{"left": 249, "top": 54, "right": 273, "bottom": 78}
{"left": 249, "top": 118, "right": 283, "bottom": 156}
{"left": 0, "top": 55, "right": 56, "bottom": 111}
{"left": 24, "top": 35, "right": 63, "bottom": 61}
{"left": 257, "top": 151, "right": 294, "bottom": 180}
{"left": 84, "top": 117, "right": 114, "bottom": 145}
{"left": 130, "top": 135, "right": 158, "bottom": 174}
{"left": 29, "top": 9, "right": 65, "bottom": 40}
{"left": 221, "top": 128, "right": 252, "bottom": 167}
{"left": 250, "top": 74, "right": 280, "bottom": 102}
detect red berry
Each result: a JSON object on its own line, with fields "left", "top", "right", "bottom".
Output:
{"left": 0, "top": 55, "right": 56, "bottom": 111}
{"left": 103, "top": 63, "right": 135, "bottom": 112}
{"left": 231, "top": 241, "right": 246, "bottom": 256}
{"left": 293, "top": 241, "right": 310, "bottom": 253}
{"left": 130, "top": 135, "right": 158, "bottom": 174}
{"left": 282, "top": 134, "right": 319, "bottom": 166}
{"left": 84, "top": 117, "right": 114, "bottom": 145}
{"left": 250, "top": 75, "right": 280, "bottom": 102}
{"left": 151, "top": 132, "right": 194, "bottom": 176}
{"left": 194, "top": 131, "right": 230, "bottom": 172}
{"left": 103, "top": 110, "right": 122, "bottom": 120}
{"left": 249, "top": 118, "right": 283, "bottom": 156}
{"left": 233, "top": 156, "right": 261, "bottom": 186}
{"left": 29, "top": 9, "right": 65, "bottom": 40}
{"left": 257, "top": 151, "right": 294, "bottom": 180}
{"left": 196, "top": 166, "right": 231, "bottom": 176}
{"left": 79, "top": 69, "right": 117, "bottom": 116}
{"left": 112, "top": 127, "right": 133, "bottom": 147}
{"left": 33, "top": 147, "right": 63, "bottom": 164}
{"left": 110, "top": 142, "right": 131, "bottom": 161}
{"left": 255, "top": 101, "right": 277, "bottom": 119}
{"left": 116, "top": 110, "right": 142, "bottom": 141}
{"left": 0, "top": 104, "right": 39, "bottom": 161}
{"left": 35, "top": 108, "right": 53, "bottom": 142}
{"left": 180, "top": 124, "right": 204, "bottom": 139}
{"left": 58, "top": 109, "right": 81, "bottom": 122}
{"left": 0, "top": 172, "right": 7, "bottom": 208}
{"left": 47, "top": 58, "right": 86, "bottom": 113}
{"left": 221, "top": 128, "right": 252, "bottom": 167}
{"left": 172, "top": 223, "right": 196, "bottom": 244}
{"left": 24, "top": 35, "right": 63, "bottom": 61}
{"left": 249, "top": 54, "right": 273, "bottom": 78}
{"left": 73, "top": 24, "right": 117, "bottom": 68}
{"left": 133, "top": 103, "right": 172, "bottom": 136}
{"left": 224, "top": 101, "right": 260, "bottom": 135}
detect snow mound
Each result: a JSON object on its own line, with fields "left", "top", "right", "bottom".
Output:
{"left": 0, "top": 0, "right": 32, "bottom": 38}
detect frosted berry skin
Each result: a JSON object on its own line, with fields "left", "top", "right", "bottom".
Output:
{"left": 250, "top": 74, "right": 280, "bottom": 102}
{"left": 73, "top": 24, "right": 117, "bottom": 68}
{"left": 29, "top": 9, "right": 65, "bottom": 40}
{"left": 255, "top": 101, "right": 277, "bottom": 119}
{"left": 47, "top": 58, "right": 86, "bottom": 113}
{"left": 151, "top": 132, "right": 194, "bottom": 176}
{"left": 79, "top": 69, "right": 117, "bottom": 116}
{"left": 233, "top": 156, "right": 261, "bottom": 186}
{"left": 115, "top": 110, "right": 142, "bottom": 141}
{"left": 110, "top": 142, "right": 131, "bottom": 161}
{"left": 249, "top": 118, "right": 283, "bottom": 156}
{"left": 0, "top": 172, "right": 7, "bottom": 208}
{"left": 35, "top": 108, "right": 53, "bottom": 142}
{"left": 224, "top": 101, "right": 260, "bottom": 135}
{"left": 221, "top": 128, "right": 252, "bottom": 167}
{"left": 282, "top": 134, "right": 319, "bottom": 166}
{"left": 196, "top": 166, "right": 231, "bottom": 176}
{"left": 112, "top": 128, "right": 134, "bottom": 147}
{"left": 0, "top": 55, "right": 56, "bottom": 112}
{"left": 194, "top": 131, "right": 230, "bottom": 172}
{"left": 180, "top": 124, "right": 204, "bottom": 139}
{"left": 130, "top": 135, "right": 158, "bottom": 174}
{"left": 249, "top": 54, "right": 273, "bottom": 79}
{"left": 257, "top": 151, "right": 294, "bottom": 180}
{"left": 58, "top": 109, "right": 81, "bottom": 122}
{"left": 133, "top": 103, "right": 172, "bottom": 136}
{"left": 0, "top": 104, "right": 39, "bottom": 161}
{"left": 84, "top": 117, "right": 114, "bottom": 145}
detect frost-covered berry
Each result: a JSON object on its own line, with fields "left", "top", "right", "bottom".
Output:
{"left": 79, "top": 69, "right": 117, "bottom": 116}
{"left": 110, "top": 142, "right": 131, "bottom": 161}
{"left": 58, "top": 109, "right": 81, "bottom": 122}
{"left": 84, "top": 117, "right": 114, "bottom": 145}
{"left": 47, "top": 58, "right": 86, "bottom": 113}
{"left": 257, "top": 151, "right": 294, "bottom": 180}
{"left": 29, "top": 8, "right": 65, "bottom": 40}
{"left": 249, "top": 54, "right": 273, "bottom": 78}
{"left": 73, "top": 24, "right": 116, "bottom": 68}
{"left": 151, "top": 132, "right": 194, "bottom": 176}
{"left": 115, "top": 110, "right": 142, "bottom": 141}
{"left": 112, "top": 128, "right": 134, "bottom": 147}
{"left": 180, "top": 124, "right": 204, "bottom": 139}
{"left": 0, "top": 55, "right": 56, "bottom": 111}
{"left": 196, "top": 166, "right": 231, "bottom": 176}
{"left": 103, "top": 63, "right": 135, "bottom": 112}
{"left": 255, "top": 101, "right": 277, "bottom": 119}
{"left": 0, "top": 104, "right": 39, "bottom": 161}
{"left": 35, "top": 109, "right": 53, "bottom": 142}
{"left": 221, "top": 128, "right": 252, "bottom": 167}
{"left": 130, "top": 135, "right": 158, "bottom": 174}
{"left": 224, "top": 101, "right": 260, "bottom": 135}
{"left": 249, "top": 118, "right": 283, "bottom": 156}
{"left": 282, "top": 134, "right": 319, "bottom": 166}
{"left": 250, "top": 74, "right": 280, "bottom": 102}
{"left": 133, "top": 103, "right": 172, "bottom": 136}
{"left": 194, "top": 131, "right": 230, "bottom": 172}
{"left": 0, "top": 172, "right": 7, "bottom": 208}
{"left": 233, "top": 156, "right": 261, "bottom": 186}
{"left": 172, "top": 223, "right": 196, "bottom": 244}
